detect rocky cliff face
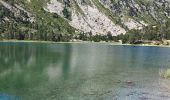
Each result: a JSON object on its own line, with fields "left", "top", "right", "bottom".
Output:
{"left": 0, "top": 0, "right": 34, "bottom": 23}
{"left": 101, "top": 0, "right": 170, "bottom": 22}
{"left": 1, "top": 0, "right": 170, "bottom": 36}
{"left": 45, "top": 0, "right": 170, "bottom": 35}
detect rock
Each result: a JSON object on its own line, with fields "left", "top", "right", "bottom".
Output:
{"left": 117, "top": 80, "right": 136, "bottom": 87}
{"left": 124, "top": 80, "right": 136, "bottom": 86}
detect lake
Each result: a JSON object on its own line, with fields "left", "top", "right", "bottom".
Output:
{"left": 0, "top": 42, "right": 170, "bottom": 100}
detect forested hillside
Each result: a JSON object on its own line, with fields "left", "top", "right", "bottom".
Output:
{"left": 0, "top": 0, "right": 75, "bottom": 41}
{"left": 1, "top": 0, "right": 170, "bottom": 43}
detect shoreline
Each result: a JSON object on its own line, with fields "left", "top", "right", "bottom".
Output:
{"left": 0, "top": 40, "right": 170, "bottom": 48}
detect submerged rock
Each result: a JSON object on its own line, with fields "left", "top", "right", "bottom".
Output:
{"left": 124, "top": 80, "right": 136, "bottom": 87}
{"left": 117, "top": 80, "right": 136, "bottom": 88}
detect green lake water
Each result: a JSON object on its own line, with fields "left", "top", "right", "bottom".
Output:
{"left": 0, "top": 42, "right": 170, "bottom": 100}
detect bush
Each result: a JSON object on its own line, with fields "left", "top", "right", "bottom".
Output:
{"left": 162, "top": 69, "right": 170, "bottom": 78}
{"left": 62, "top": 7, "right": 72, "bottom": 20}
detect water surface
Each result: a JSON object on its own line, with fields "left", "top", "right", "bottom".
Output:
{"left": 0, "top": 42, "right": 170, "bottom": 100}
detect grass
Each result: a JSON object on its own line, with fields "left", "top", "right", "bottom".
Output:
{"left": 71, "top": 0, "right": 85, "bottom": 16}
{"left": 162, "top": 69, "right": 170, "bottom": 78}
{"left": 14, "top": 0, "right": 75, "bottom": 34}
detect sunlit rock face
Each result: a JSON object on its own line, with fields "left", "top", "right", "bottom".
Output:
{"left": 44, "top": 0, "right": 170, "bottom": 35}
{"left": 45, "top": 0, "right": 64, "bottom": 16}
{"left": 70, "top": 5, "right": 126, "bottom": 36}
{"left": 45, "top": 0, "right": 126, "bottom": 36}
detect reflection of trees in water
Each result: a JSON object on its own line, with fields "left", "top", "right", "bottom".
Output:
{"left": 0, "top": 42, "right": 74, "bottom": 99}
{"left": 62, "top": 44, "right": 71, "bottom": 79}
{"left": 0, "top": 43, "right": 61, "bottom": 70}
{"left": 0, "top": 43, "right": 63, "bottom": 93}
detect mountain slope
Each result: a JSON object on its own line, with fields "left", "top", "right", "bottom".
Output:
{"left": 0, "top": 0, "right": 75, "bottom": 41}
{"left": 45, "top": 0, "right": 170, "bottom": 34}
{"left": 1, "top": 0, "right": 170, "bottom": 42}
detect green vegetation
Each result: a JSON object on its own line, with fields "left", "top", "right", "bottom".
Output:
{"left": 0, "top": 0, "right": 76, "bottom": 41}
{"left": 62, "top": 7, "right": 72, "bottom": 20}
{"left": 73, "top": 21, "right": 170, "bottom": 44}
{"left": 162, "top": 69, "right": 170, "bottom": 78}
{"left": 116, "top": 20, "right": 170, "bottom": 44}
{"left": 71, "top": 0, "right": 85, "bottom": 16}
